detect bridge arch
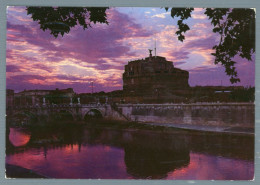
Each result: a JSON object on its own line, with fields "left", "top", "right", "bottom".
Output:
{"left": 52, "top": 109, "right": 74, "bottom": 121}
{"left": 9, "top": 111, "right": 38, "bottom": 126}
{"left": 83, "top": 108, "right": 103, "bottom": 121}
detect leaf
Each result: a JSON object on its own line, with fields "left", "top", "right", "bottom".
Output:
{"left": 178, "top": 34, "right": 185, "bottom": 42}
{"left": 212, "top": 27, "right": 221, "bottom": 33}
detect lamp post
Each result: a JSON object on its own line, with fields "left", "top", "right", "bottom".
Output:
{"left": 91, "top": 81, "right": 94, "bottom": 94}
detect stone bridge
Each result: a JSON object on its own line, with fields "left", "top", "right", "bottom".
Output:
{"left": 7, "top": 103, "right": 126, "bottom": 125}
{"left": 7, "top": 102, "right": 255, "bottom": 128}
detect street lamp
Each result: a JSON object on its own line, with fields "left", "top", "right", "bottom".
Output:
{"left": 91, "top": 81, "right": 94, "bottom": 94}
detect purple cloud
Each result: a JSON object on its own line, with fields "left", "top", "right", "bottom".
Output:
{"left": 189, "top": 63, "right": 254, "bottom": 87}
{"left": 6, "top": 8, "right": 152, "bottom": 71}
{"left": 8, "top": 74, "right": 46, "bottom": 81}
{"left": 7, "top": 8, "right": 152, "bottom": 64}
{"left": 6, "top": 65, "right": 22, "bottom": 72}
{"left": 53, "top": 75, "right": 84, "bottom": 81}
{"left": 7, "top": 74, "right": 47, "bottom": 92}
{"left": 169, "top": 34, "right": 217, "bottom": 63}
{"left": 58, "top": 9, "right": 153, "bottom": 62}
{"left": 94, "top": 60, "right": 124, "bottom": 70}
{"left": 32, "top": 64, "right": 53, "bottom": 73}
{"left": 173, "top": 61, "right": 186, "bottom": 66}
{"left": 189, "top": 66, "right": 233, "bottom": 86}
{"left": 184, "top": 35, "right": 218, "bottom": 50}
{"left": 6, "top": 76, "right": 122, "bottom": 93}
{"left": 171, "top": 50, "right": 190, "bottom": 61}
{"left": 6, "top": 49, "right": 40, "bottom": 64}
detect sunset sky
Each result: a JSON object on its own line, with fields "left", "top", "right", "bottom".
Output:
{"left": 6, "top": 6, "right": 255, "bottom": 93}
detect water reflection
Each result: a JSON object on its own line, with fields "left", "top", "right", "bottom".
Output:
{"left": 124, "top": 145, "right": 190, "bottom": 179}
{"left": 6, "top": 125, "right": 254, "bottom": 180}
{"left": 167, "top": 153, "right": 254, "bottom": 180}
{"left": 9, "top": 128, "right": 31, "bottom": 147}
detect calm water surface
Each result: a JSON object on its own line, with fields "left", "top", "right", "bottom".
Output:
{"left": 6, "top": 125, "right": 254, "bottom": 180}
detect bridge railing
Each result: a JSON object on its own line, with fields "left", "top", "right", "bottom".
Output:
{"left": 116, "top": 102, "right": 255, "bottom": 107}
{"left": 12, "top": 103, "right": 109, "bottom": 109}
{"left": 11, "top": 102, "right": 254, "bottom": 110}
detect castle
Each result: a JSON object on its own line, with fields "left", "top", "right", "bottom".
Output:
{"left": 123, "top": 50, "right": 189, "bottom": 102}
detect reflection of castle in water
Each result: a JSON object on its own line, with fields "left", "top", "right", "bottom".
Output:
{"left": 124, "top": 145, "right": 190, "bottom": 179}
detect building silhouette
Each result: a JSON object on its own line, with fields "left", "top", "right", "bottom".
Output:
{"left": 123, "top": 50, "right": 189, "bottom": 102}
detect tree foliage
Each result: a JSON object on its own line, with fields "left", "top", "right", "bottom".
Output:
{"left": 168, "top": 8, "right": 255, "bottom": 83}
{"left": 26, "top": 7, "right": 109, "bottom": 38}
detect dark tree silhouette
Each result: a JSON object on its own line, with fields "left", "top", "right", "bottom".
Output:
{"left": 168, "top": 8, "right": 255, "bottom": 83}
{"left": 27, "top": 7, "right": 255, "bottom": 83}
{"left": 26, "top": 7, "right": 109, "bottom": 38}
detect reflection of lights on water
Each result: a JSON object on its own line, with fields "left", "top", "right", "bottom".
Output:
{"left": 9, "top": 128, "right": 31, "bottom": 147}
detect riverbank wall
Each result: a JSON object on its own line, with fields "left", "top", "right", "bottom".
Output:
{"left": 116, "top": 103, "right": 254, "bottom": 128}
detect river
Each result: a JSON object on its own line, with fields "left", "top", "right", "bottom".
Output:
{"left": 6, "top": 123, "right": 254, "bottom": 180}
